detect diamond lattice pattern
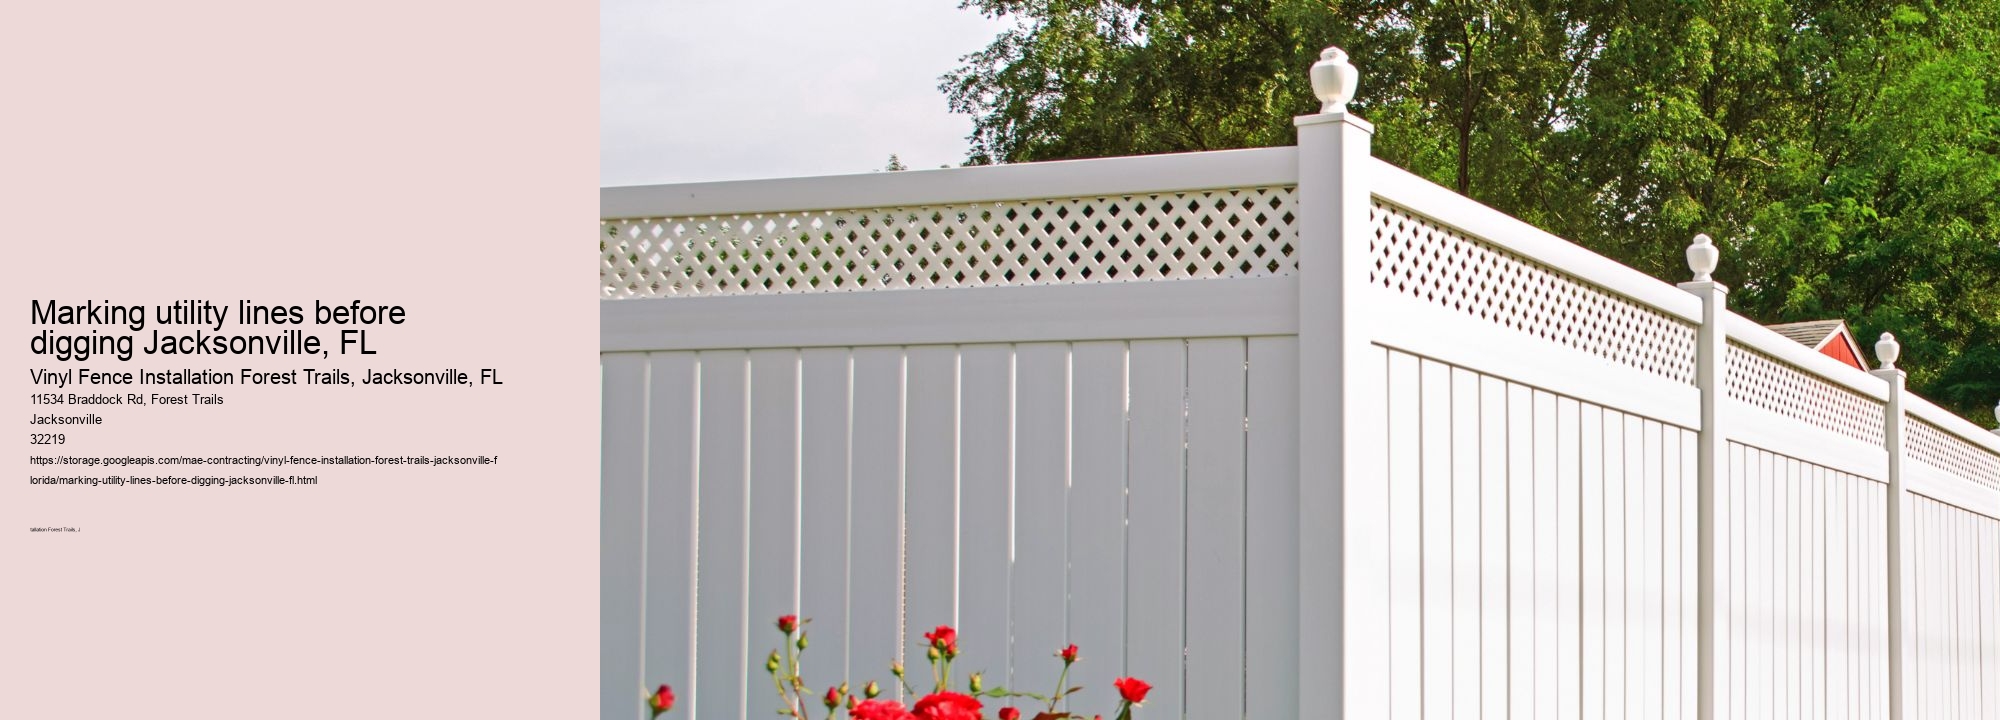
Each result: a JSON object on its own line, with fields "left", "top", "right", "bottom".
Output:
{"left": 1725, "top": 343, "right": 1886, "bottom": 447}
{"left": 1368, "top": 201, "right": 1699, "bottom": 385}
{"left": 600, "top": 188, "right": 1298, "bottom": 298}
{"left": 1908, "top": 418, "right": 2000, "bottom": 491}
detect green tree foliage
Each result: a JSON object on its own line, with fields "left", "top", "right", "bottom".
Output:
{"left": 943, "top": 0, "right": 2000, "bottom": 422}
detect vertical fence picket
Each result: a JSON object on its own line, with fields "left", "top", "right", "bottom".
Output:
{"left": 1557, "top": 397, "right": 1581, "bottom": 720}
{"left": 1389, "top": 351, "right": 1424, "bottom": 720}
{"left": 798, "top": 348, "right": 852, "bottom": 684}
{"left": 1604, "top": 410, "right": 1628, "bottom": 718}
{"left": 1069, "top": 340, "right": 1128, "bottom": 712}
{"left": 1452, "top": 369, "right": 1483, "bottom": 720}
{"left": 644, "top": 352, "right": 700, "bottom": 720}
{"left": 1125, "top": 339, "right": 1186, "bottom": 720}
{"left": 956, "top": 345, "right": 1012, "bottom": 691}
{"left": 603, "top": 355, "right": 649, "bottom": 720}
{"left": 1186, "top": 338, "right": 1247, "bottom": 720}
{"left": 1727, "top": 443, "right": 1743, "bottom": 720}
{"left": 1533, "top": 390, "right": 1559, "bottom": 719}
{"left": 1419, "top": 359, "right": 1453, "bottom": 720}
{"left": 746, "top": 349, "right": 800, "bottom": 719}
{"left": 848, "top": 348, "right": 905, "bottom": 686}
{"left": 1246, "top": 337, "right": 1301, "bottom": 720}
{"left": 1583, "top": 403, "right": 1606, "bottom": 720}
{"left": 1012, "top": 343, "right": 1069, "bottom": 692}
{"left": 695, "top": 351, "right": 750, "bottom": 720}
{"left": 1680, "top": 429, "right": 1697, "bottom": 719}
{"left": 904, "top": 346, "right": 959, "bottom": 670}
{"left": 1505, "top": 381, "right": 1534, "bottom": 720}
{"left": 1663, "top": 426, "right": 1684, "bottom": 720}
{"left": 1478, "top": 376, "right": 1510, "bottom": 720}
{"left": 1828, "top": 470, "right": 1849, "bottom": 720}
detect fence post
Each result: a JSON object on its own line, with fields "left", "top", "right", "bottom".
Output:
{"left": 1292, "top": 46, "right": 1381, "bottom": 720}
{"left": 1676, "top": 234, "right": 1727, "bottom": 720}
{"left": 1871, "top": 333, "right": 1913, "bottom": 720}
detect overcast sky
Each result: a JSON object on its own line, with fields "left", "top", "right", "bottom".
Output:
{"left": 601, "top": 0, "right": 1013, "bottom": 187}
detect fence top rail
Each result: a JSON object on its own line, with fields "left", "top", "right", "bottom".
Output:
{"left": 1364, "top": 158, "right": 1704, "bottom": 325}
{"left": 601, "top": 146, "right": 1300, "bottom": 219}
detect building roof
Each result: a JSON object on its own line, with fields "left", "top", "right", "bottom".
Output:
{"left": 1765, "top": 319, "right": 1869, "bottom": 370}
{"left": 1766, "top": 319, "right": 1848, "bottom": 347}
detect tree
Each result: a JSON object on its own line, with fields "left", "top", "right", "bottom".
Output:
{"left": 943, "top": 0, "right": 2000, "bottom": 422}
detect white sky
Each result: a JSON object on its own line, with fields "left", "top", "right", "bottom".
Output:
{"left": 601, "top": 0, "right": 1013, "bottom": 187}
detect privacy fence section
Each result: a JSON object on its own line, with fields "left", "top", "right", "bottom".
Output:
{"left": 600, "top": 49, "right": 2000, "bottom": 720}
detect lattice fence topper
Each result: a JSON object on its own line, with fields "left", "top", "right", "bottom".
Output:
{"left": 1725, "top": 343, "right": 1886, "bottom": 447}
{"left": 600, "top": 187, "right": 1298, "bottom": 298}
{"left": 1909, "top": 417, "right": 2000, "bottom": 491}
{"left": 1368, "top": 200, "right": 1699, "bottom": 385}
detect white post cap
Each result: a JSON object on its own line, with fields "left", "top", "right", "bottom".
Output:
{"left": 1309, "top": 46, "right": 1358, "bottom": 113}
{"left": 1686, "top": 233, "right": 1718, "bottom": 282}
{"left": 1875, "top": 332, "right": 1901, "bottom": 370}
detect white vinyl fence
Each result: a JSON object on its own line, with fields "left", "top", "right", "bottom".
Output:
{"left": 600, "top": 49, "right": 2000, "bottom": 720}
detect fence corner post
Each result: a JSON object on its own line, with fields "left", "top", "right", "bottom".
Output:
{"left": 1676, "top": 233, "right": 1728, "bottom": 720}
{"left": 1293, "top": 44, "right": 1379, "bottom": 720}
{"left": 1871, "top": 333, "right": 1913, "bottom": 720}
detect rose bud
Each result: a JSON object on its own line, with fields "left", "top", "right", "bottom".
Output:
{"left": 777, "top": 615, "right": 800, "bottom": 634}
{"left": 864, "top": 681, "right": 881, "bottom": 699}
{"left": 847, "top": 696, "right": 859, "bottom": 712}
{"left": 648, "top": 685, "right": 675, "bottom": 717}
{"left": 998, "top": 708, "right": 1021, "bottom": 720}
{"left": 766, "top": 651, "right": 782, "bottom": 674}
{"left": 797, "top": 633, "right": 809, "bottom": 651}
{"left": 1113, "top": 677, "right": 1152, "bottom": 705}
{"left": 968, "top": 672, "right": 983, "bottom": 693}
{"left": 927, "top": 646, "right": 941, "bottom": 661}
{"left": 823, "top": 685, "right": 842, "bottom": 710}
{"left": 891, "top": 660, "right": 905, "bottom": 678}
{"left": 1059, "top": 644, "right": 1079, "bottom": 664}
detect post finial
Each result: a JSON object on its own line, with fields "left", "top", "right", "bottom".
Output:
{"left": 1686, "top": 233, "right": 1719, "bottom": 282}
{"left": 1310, "top": 46, "right": 1358, "bottom": 113}
{"left": 1875, "top": 332, "right": 1901, "bottom": 370}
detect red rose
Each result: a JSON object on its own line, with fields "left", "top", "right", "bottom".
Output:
{"left": 777, "top": 615, "right": 800, "bottom": 634}
{"left": 825, "top": 685, "right": 844, "bottom": 709}
{"left": 1114, "top": 677, "right": 1151, "bottom": 705}
{"left": 923, "top": 625, "right": 959, "bottom": 657}
{"left": 1058, "top": 644, "right": 1079, "bottom": 663}
{"left": 648, "top": 685, "right": 675, "bottom": 716}
{"left": 998, "top": 707, "right": 1021, "bottom": 720}
{"left": 850, "top": 699, "right": 916, "bottom": 720}
{"left": 911, "top": 692, "right": 982, "bottom": 720}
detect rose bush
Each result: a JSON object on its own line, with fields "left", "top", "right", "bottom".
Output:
{"left": 749, "top": 616, "right": 1148, "bottom": 720}
{"left": 654, "top": 616, "right": 1148, "bottom": 720}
